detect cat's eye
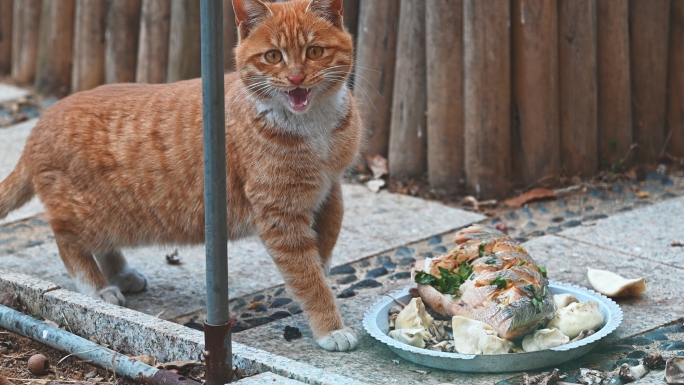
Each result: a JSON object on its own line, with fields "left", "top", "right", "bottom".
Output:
{"left": 306, "top": 46, "right": 324, "bottom": 60}
{"left": 265, "top": 50, "right": 282, "bottom": 64}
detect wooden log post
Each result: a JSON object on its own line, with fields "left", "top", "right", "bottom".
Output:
{"left": 343, "top": 0, "right": 360, "bottom": 41}
{"left": 388, "top": 0, "right": 427, "bottom": 179}
{"left": 223, "top": 0, "right": 238, "bottom": 71}
{"left": 11, "top": 0, "right": 42, "bottom": 85}
{"left": 668, "top": 0, "right": 684, "bottom": 157}
{"left": 463, "top": 0, "right": 511, "bottom": 199}
{"left": 35, "top": 0, "right": 76, "bottom": 95}
{"left": 0, "top": 0, "right": 12, "bottom": 74}
{"left": 511, "top": 0, "right": 559, "bottom": 187}
{"left": 167, "top": 0, "right": 201, "bottom": 82}
{"left": 136, "top": 0, "right": 171, "bottom": 83}
{"left": 559, "top": 0, "right": 598, "bottom": 178}
{"left": 425, "top": 0, "right": 464, "bottom": 191}
{"left": 596, "top": 0, "right": 632, "bottom": 169}
{"left": 629, "top": 0, "right": 671, "bottom": 164}
{"left": 354, "top": 0, "right": 399, "bottom": 158}
{"left": 105, "top": 0, "right": 141, "bottom": 84}
{"left": 72, "top": 0, "right": 107, "bottom": 92}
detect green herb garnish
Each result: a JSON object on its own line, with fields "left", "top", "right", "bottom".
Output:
{"left": 525, "top": 284, "right": 545, "bottom": 314}
{"left": 478, "top": 242, "right": 486, "bottom": 258}
{"left": 484, "top": 257, "right": 497, "bottom": 265}
{"left": 491, "top": 277, "right": 509, "bottom": 289}
{"left": 414, "top": 264, "right": 474, "bottom": 295}
{"left": 538, "top": 266, "right": 547, "bottom": 277}
{"left": 518, "top": 261, "right": 526, "bottom": 266}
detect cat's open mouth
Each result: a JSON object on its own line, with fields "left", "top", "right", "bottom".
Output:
{"left": 283, "top": 87, "right": 313, "bottom": 112}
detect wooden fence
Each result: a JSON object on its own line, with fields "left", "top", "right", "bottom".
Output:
{"left": 1, "top": 0, "right": 683, "bottom": 199}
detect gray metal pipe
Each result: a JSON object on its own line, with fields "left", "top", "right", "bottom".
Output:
{"left": 0, "top": 304, "right": 198, "bottom": 385}
{"left": 200, "top": 0, "right": 231, "bottom": 383}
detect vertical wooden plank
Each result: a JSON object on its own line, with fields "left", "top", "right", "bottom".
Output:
{"left": 223, "top": 0, "right": 238, "bottom": 71}
{"left": 388, "top": 0, "right": 427, "bottom": 179}
{"left": 597, "top": 1, "right": 632, "bottom": 169}
{"left": 35, "top": 0, "right": 76, "bottom": 95}
{"left": 668, "top": 0, "right": 684, "bottom": 157}
{"left": 425, "top": 0, "right": 464, "bottom": 191}
{"left": 354, "top": 0, "right": 399, "bottom": 157}
{"left": 0, "top": 0, "right": 12, "bottom": 74}
{"left": 511, "top": 0, "right": 559, "bottom": 187}
{"left": 72, "top": 0, "right": 107, "bottom": 92}
{"left": 343, "top": 0, "right": 360, "bottom": 40}
{"left": 463, "top": 0, "right": 511, "bottom": 199}
{"left": 167, "top": 0, "right": 201, "bottom": 82}
{"left": 630, "top": 0, "right": 671, "bottom": 163}
{"left": 105, "top": 0, "right": 141, "bottom": 84}
{"left": 136, "top": 0, "right": 171, "bottom": 83}
{"left": 559, "top": 0, "right": 598, "bottom": 178}
{"left": 11, "top": 0, "right": 41, "bottom": 84}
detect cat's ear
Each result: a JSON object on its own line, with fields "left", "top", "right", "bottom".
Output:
{"left": 233, "top": 0, "right": 271, "bottom": 40}
{"left": 306, "top": 0, "right": 344, "bottom": 29}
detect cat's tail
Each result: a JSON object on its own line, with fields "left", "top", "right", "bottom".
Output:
{"left": 0, "top": 155, "right": 34, "bottom": 220}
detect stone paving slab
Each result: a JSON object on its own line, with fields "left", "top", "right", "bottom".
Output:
{"left": 238, "top": 372, "right": 308, "bottom": 384}
{"left": 524, "top": 235, "right": 684, "bottom": 339}
{"left": 0, "top": 119, "right": 43, "bottom": 225}
{"left": 0, "top": 84, "right": 30, "bottom": 104}
{"left": 558, "top": 196, "right": 684, "bottom": 268}
{"left": 0, "top": 187, "right": 482, "bottom": 320}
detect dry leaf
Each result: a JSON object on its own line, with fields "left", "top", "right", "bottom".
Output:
{"left": 0, "top": 292, "right": 21, "bottom": 310}
{"left": 504, "top": 188, "right": 556, "bottom": 208}
{"left": 157, "top": 360, "right": 202, "bottom": 371}
{"left": 165, "top": 249, "right": 181, "bottom": 265}
{"left": 362, "top": 153, "right": 388, "bottom": 180}
{"left": 131, "top": 354, "right": 157, "bottom": 366}
{"left": 671, "top": 242, "right": 684, "bottom": 247}
{"left": 637, "top": 191, "right": 649, "bottom": 199}
{"left": 247, "top": 301, "right": 263, "bottom": 310}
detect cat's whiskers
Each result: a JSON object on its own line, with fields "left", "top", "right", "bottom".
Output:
{"left": 317, "top": 73, "right": 377, "bottom": 113}
{"left": 317, "top": 68, "right": 384, "bottom": 100}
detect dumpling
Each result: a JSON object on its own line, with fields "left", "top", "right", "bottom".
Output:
{"left": 547, "top": 301, "right": 604, "bottom": 339}
{"left": 452, "top": 316, "right": 514, "bottom": 354}
{"left": 395, "top": 298, "right": 434, "bottom": 331}
{"left": 388, "top": 328, "right": 432, "bottom": 348}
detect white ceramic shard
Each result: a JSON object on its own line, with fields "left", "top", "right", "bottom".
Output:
{"left": 451, "top": 316, "right": 514, "bottom": 354}
{"left": 587, "top": 268, "right": 646, "bottom": 298}
{"left": 553, "top": 293, "right": 579, "bottom": 309}
{"left": 395, "top": 298, "right": 434, "bottom": 331}
{"left": 547, "top": 301, "right": 604, "bottom": 339}
{"left": 388, "top": 328, "right": 432, "bottom": 348}
{"left": 522, "top": 328, "right": 570, "bottom": 352}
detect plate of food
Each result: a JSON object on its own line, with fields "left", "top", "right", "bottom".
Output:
{"left": 363, "top": 225, "right": 623, "bottom": 373}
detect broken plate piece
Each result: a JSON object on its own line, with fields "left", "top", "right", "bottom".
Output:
{"left": 452, "top": 316, "right": 514, "bottom": 354}
{"left": 547, "top": 301, "right": 604, "bottom": 339}
{"left": 522, "top": 328, "right": 570, "bottom": 352}
{"left": 666, "top": 357, "right": 684, "bottom": 385}
{"left": 587, "top": 268, "right": 646, "bottom": 298}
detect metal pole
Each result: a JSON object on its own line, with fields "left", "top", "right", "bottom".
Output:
{"left": 200, "top": 0, "right": 231, "bottom": 384}
{"left": 0, "top": 305, "right": 200, "bottom": 385}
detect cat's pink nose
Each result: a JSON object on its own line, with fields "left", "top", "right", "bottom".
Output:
{"left": 288, "top": 74, "right": 305, "bottom": 86}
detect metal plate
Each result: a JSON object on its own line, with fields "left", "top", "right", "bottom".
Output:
{"left": 363, "top": 282, "right": 623, "bottom": 373}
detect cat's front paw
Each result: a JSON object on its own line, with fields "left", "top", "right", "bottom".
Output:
{"left": 109, "top": 266, "right": 148, "bottom": 293}
{"left": 316, "top": 328, "right": 358, "bottom": 352}
{"left": 97, "top": 286, "right": 125, "bottom": 306}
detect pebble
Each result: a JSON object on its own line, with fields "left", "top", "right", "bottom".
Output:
{"left": 646, "top": 171, "right": 663, "bottom": 180}
{"left": 515, "top": 237, "right": 528, "bottom": 243}
{"left": 617, "top": 358, "right": 640, "bottom": 366}
{"left": 27, "top": 354, "right": 50, "bottom": 375}
{"left": 643, "top": 331, "right": 669, "bottom": 341}
{"left": 659, "top": 341, "right": 684, "bottom": 351}
{"left": 270, "top": 298, "right": 293, "bottom": 308}
{"left": 383, "top": 261, "right": 397, "bottom": 270}
{"left": 557, "top": 198, "right": 568, "bottom": 207}
{"left": 0, "top": 237, "right": 17, "bottom": 246}
{"left": 622, "top": 337, "right": 652, "bottom": 346}
{"left": 337, "top": 288, "right": 356, "bottom": 298}
{"left": 427, "top": 235, "right": 442, "bottom": 245}
{"left": 563, "top": 220, "right": 581, "bottom": 228}
{"left": 269, "top": 310, "right": 291, "bottom": 320}
{"left": 395, "top": 246, "right": 415, "bottom": 258}
{"left": 661, "top": 177, "right": 674, "bottom": 186}
{"left": 679, "top": 351, "right": 684, "bottom": 356}
{"left": 525, "top": 221, "right": 537, "bottom": 228}
{"left": 366, "top": 267, "right": 388, "bottom": 279}
{"left": 601, "top": 345, "right": 635, "bottom": 353}
{"left": 330, "top": 265, "right": 356, "bottom": 275}
{"left": 398, "top": 257, "right": 417, "bottom": 266}
{"left": 641, "top": 184, "right": 662, "bottom": 194}
{"left": 564, "top": 210, "right": 580, "bottom": 217}
{"left": 336, "top": 274, "right": 357, "bottom": 285}
{"left": 495, "top": 381, "right": 517, "bottom": 385}
{"left": 551, "top": 216, "right": 565, "bottom": 223}
{"left": 253, "top": 294, "right": 265, "bottom": 302}
{"left": 0, "top": 227, "right": 16, "bottom": 234}
{"left": 359, "top": 260, "right": 371, "bottom": 267}
{"left": 350, "top": 279, "right": 383, "bottom": 290}
{"left": 535, "top": 204, "right": 549, "bottom": 213}
{"left": 287, "top": 304, "right": 302, "bottom": 315}
{"left": 253, "top": 304, "right": 268, "bottom": 313}
{"left": 274, "top": 287, "right": 285, "bottom": 296}
{"left": 19, "top": 240, "right": 44, "bottom": 248}
{"left": 611, "top": 184, "right": 625, "bottom": 194}
{"left": 528, "top": 230, "right": 545, "bottom": 237}
{"left": 600, "top": 199, "right": 617, "bottom": 205}
{"left": 601, "top": 361, "right": 618, "bottom": 371}
{"left": 184, "top": 320, "right": 204, "bottom": 331}
{"left": 624, "top": 192, "right": 637, "bottom": 200}
{"left": 583, "top": 214, "right": 608, "bottom": 221}
{"left": 241, "top": 312, "right": 252, "bottom": 318}
{"left": 376, "top": 255, "right": 391, "bottom": 265}
{"left": 658, "top": 324, "right": 683, "bottom": 334}
{"left": 546, "top": 226, "right": 562, "bottom": 234}
{"left": 244, "top": 317, "right": 275, "bottom": 327}
{"left": 585, "top": 205, "right": 595, "bottom": 212}
{"left": 587, "top": 188, "right": 608, "bottom": 200}
{"left": 626, "top": 350, "right": 648, "bottom": 358}
{"left": 520, "top": 207, "right": 533, "bottom": 219}
{"left": 433, "top": 246, "right": 447, "bottom": 253}
{"left": 618, "top": 206, "right": 633, "bottom": 212}
{"left": 505, "top": 211, "right": 519, "bottom": 220}
{"left": 232, "top": 298, "right": 247, "bottom": 310}
{"left": 28, "top": 218, "right": 48, "bottom": 226}
{"left": 388, "top": 272, "right": 411, "bottom": 280}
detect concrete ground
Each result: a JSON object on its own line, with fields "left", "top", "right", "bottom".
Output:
{"left": 1, "top": 84, "right": 683, "bottom": 384}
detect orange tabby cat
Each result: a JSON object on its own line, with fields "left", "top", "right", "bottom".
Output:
{"left": 0, "top": 0, "right": 361, "bottom": 351}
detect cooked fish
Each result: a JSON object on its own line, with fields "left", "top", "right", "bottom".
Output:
{"left": 415, "top": 224, "right": 555, "bottom": 340}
